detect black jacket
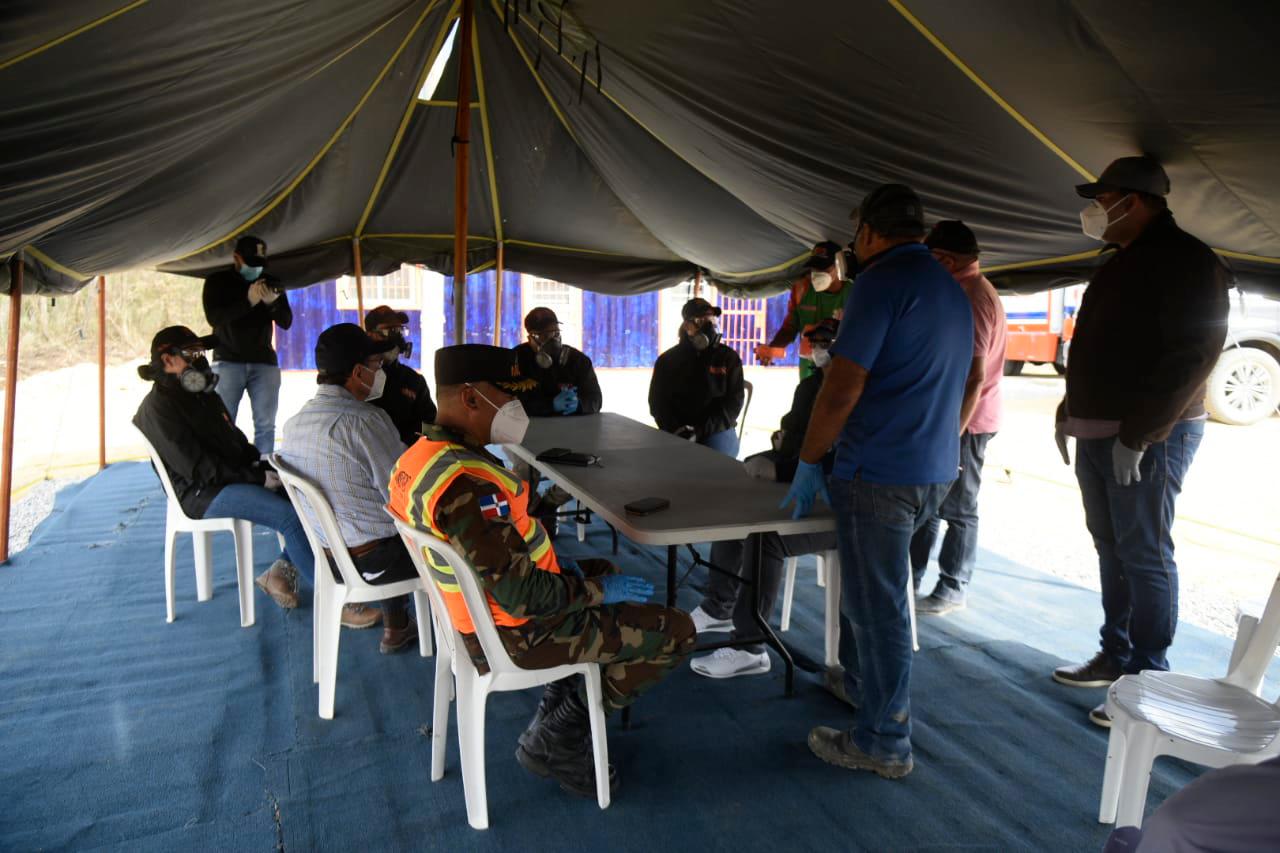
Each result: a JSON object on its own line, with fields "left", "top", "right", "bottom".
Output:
{"left": 751, "top": 369, "right": 834, "bottom": 482}
{"left": 202, "top": 268, "right": 293, "bottom": 365}
{"left": 373, "top": 359, "right": 437, "bottom": 446}
{"left": 1064, "top": 211, "right": 1230, "bottom": 449}
{"left": 133, "top": 373, "right": 266, "bottom": 518}
{"left": 513, "top": 343, "right": 603, "bottom": 416}
{"left": 648, "top": 338, "right": 745, "bottom": 440}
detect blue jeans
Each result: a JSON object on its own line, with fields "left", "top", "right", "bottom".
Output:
{"left": 212, "top": 361, "right": 281, "bottom": 454}
{"left": 1075, "top": 421, "right": 1203, "bottom": 674}
{"left": 700, "top": 428, "right": 740, "bottom": 458}
{"left": 203, "top": 483, "right": 313, "bottom": 583}
{"left": 909, "top": 431, "right": 993, "bottom": 600}
{"left": 832, "top": 476, "right": 951, "bottom": 762}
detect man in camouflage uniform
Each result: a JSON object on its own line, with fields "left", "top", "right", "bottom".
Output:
{"left": 388, "top": 344, "right": 694, "bottom": 798}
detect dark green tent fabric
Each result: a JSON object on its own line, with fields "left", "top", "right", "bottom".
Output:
{"left": 2, "top": 0, "right": 1278, "bottom": 296}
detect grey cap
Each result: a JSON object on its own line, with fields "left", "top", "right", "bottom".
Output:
{"left": 1076, "top": 156, "right": 1170, "bottom": 198}
{"left": 851, "top": 183, "right": 925, "bottom": 233}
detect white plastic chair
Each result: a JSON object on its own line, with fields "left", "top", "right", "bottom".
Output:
{"left": 270, "top": 455, "right": 431, "bottom": 720}
{"left": 391, "top": 518, "right": 611, "bottom": 830}
{"left": 780, "top": 552, "right": 831, "bottom": 631}
{"left": 1098, "top": 571, "right": 1280, "bottom": 828}
{"left": 137, "top": 427, "right": 264, "bottom": 627}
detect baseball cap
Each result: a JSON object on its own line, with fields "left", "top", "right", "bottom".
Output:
{"left": 1076, "top": 156, "right": 1170, "bottom": 198}
{"left": 524, "top": 306, "right": 562, "bottom": 333}
{"left": 803, "top": 240, "right": 844, "bottom": 270}
{"left": 851, "top": 183, "right": 925, "bottom": 234}
{"left": 364, "top": 304, "right": 410, "bottom": 331}
{"left": 926, "top": 220, "right": 980, "bottom": 256}
{"left": 314, "top": 323, "right": 396, "bottom": 375}
{"left": 681, "top": 297, "right": 722, "bottom": 321}
{"left": 150, "top": 325, "right": 218, "bottom": 358}
{"left": 234, "top": 235, "right": 268, "bottom": 267}
{"left": 435, "top": 344, "right": 537, "bottom": 393}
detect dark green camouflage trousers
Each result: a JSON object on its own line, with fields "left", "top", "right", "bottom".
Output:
{"left": 464, "top": 559, "right": 695, "bottom": 712}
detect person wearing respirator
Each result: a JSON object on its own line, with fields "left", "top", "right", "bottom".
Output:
{"left": 363, "top": 304, "right": 437, "bottom": 447}
{"left": 1049, "top": 156, "right": 1230, "bottom": 729}
{"left": 756, "top": 240, "right": 849, "bottom": 379}
{"left": 648, "top": 297, "right": 746, "bottom": 457}
{"left": 201, "top": 234, "right": 293, "bottom": 455}
{"left": 133, "top": 325, "right": 312, "bottom": 614}
{"left": 277, "top": 323, "right": 426, "bottom": 642}
{"left": 389, "top": 344, "right": 694, "bottom": 799}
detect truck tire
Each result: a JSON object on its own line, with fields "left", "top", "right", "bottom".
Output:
{"left": 1205, "top": 347, "right": 1280, "bottom": 426}
{"left": 1003, "top": 360, "right": 1024, "bottom": 376}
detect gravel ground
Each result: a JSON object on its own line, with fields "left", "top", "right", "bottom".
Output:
{"left": 7, "top": 477, "right": 80, "bottom": 555}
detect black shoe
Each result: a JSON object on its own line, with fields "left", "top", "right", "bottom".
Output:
{"left": 517, "top": 677, "right": 578, "bottom": 753}
{"left": 1089, "top": 702, "right": 1113, "bottom": 728}
{"left": 807, "top": 726, "right": 913, "bottom": 779}
{"left": 514, "top": 690, "right": 617, "bottom": 797}
{"left": 1052, "top": 651, "right": 1123, "bottom": 688}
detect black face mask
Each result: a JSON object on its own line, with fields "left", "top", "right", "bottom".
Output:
{"left": 179, "top": 356, "right": 219, "bottom": 393}
{"left": 534, "top": 335, "right": 566, "bottom": 369}
{"left": 387, "top": 331, "right": 413, "bottom": 359}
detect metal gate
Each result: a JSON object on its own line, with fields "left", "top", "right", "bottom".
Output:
{"left": 717, "top": 296, "right": 769, "bottom": 365}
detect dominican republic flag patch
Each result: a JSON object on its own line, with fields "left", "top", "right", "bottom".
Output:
{"left": 479, "top": 493, "right": 510, "bottom": 520}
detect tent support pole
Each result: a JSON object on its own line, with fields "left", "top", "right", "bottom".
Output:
{"left": 694, "top": 268, "right": 702, "bottom": 298}
{"left": 1, "top": 253, "right": 23, "bottom": 563}
{"left": 493, "top": 240, "right": 504, "bottom": 346}
{"left": 352, "top": 238, "right": 366, "bottom": 319}
{"left": 97, "top": 275, "right": 106, "bottom": 471}
{"left": 452, "top": 0, "right": 475, "bottom": 345}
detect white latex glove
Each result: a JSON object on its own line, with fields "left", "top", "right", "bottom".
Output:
{"left": 1054, "top": 421, "right": 1071, "bottom": 465}
{"left": 246, "top": 282, "right": 263, "bottom": 307}
{"left": 263, "top": 470, "right": 282, "bottom": 490}
{"left": 1112, "top": 439, "right": 1145, "bottom": 487}
{"left": 258, "top": 283, "right": 279, "bottom": 305}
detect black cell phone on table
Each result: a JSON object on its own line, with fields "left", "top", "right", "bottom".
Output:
{"left": 536, "top": 447, "right": 600, "bottom": 467}
{"left": 625, "top": 497, "right": 670, "bottom": 516}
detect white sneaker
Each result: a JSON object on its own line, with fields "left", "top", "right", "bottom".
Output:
{"left": 689, "top": 605, "right": 734, "bottom": 634}
{"left": 690, "top": 648, "right": 771, "bottom": 679}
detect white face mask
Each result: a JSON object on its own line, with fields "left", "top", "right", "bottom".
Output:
{"left": 357, "top": 364, "right": 386, "bottom": 401}
{"left": 811, "top": 271, "right": 833, "bottom": 292}
{"left": 810, "top": 347, "right": 832, "bottom": 369}
{"left": 1079, "top": 195, "right": 1131, "bottom": 241}
{"left": 469, "top": 384, "right": 530, "bottom": 445}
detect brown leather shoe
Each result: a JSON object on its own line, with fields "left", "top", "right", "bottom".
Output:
{"left": 254, "top": 560, "right": 299, "bottom": 609}
{"left": 341, "top": 603, "right": 382, "bottom": 629}
{"left": 380, "top": 616, "right": 419, "bottom": 654}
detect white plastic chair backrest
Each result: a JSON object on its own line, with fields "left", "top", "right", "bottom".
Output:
{"left": 270, "top": 453, "right": 368, "bottom": 591}
{"left": 738, "top": 379, "right": 754, "bottom": 441}
{"left": 134, "top": 426, "right": 188, "bottom": 517}
{"left": 390, "top": 518, "right": 460, "bottom": 658}
{"left": 1224, "top": 570, "right": 1280, "bottom": 695}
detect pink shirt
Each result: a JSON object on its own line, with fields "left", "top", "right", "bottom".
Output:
{"left": 954, "top": 262, "right": 1007, "bottom": 435}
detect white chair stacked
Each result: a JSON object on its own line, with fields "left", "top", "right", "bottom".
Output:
{"left": 391, "top": 517, "right": 611, "bottom": 830}
{"left": 1099, "top": 571, "right": 1280, "bottom": 828}
{"left": 270, "top": 455, "right": 431, "bottom": 720}
{"left": 137, "top": 427, "right": 261, "bottom": 627}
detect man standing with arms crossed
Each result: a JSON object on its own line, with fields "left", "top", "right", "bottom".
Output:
{"left": 783, "top": 184, "right": 973, "bottom": 779}
{"left": 1050, "top": 156, "right": 1229, "bottom": 727}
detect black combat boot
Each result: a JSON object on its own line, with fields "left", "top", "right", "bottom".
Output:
{"left": 515, "top": 689, "right": 618, "bottom": 797}
{"left": 516, "top": 676, "right": 578, "bottom": 753}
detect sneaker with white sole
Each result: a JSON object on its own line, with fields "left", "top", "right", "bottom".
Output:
{"left": 690, "top": 647, "right": 771, "bottom": 679}
{"left": 689, "top": 605, "right": 734, "bottom": 634}
{"left": 1089, "top": 702, "right": 1112, "bottom": 728}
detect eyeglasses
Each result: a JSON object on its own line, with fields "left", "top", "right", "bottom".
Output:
{"left": 372, "top": 324, "right": 408, "bottom": 338}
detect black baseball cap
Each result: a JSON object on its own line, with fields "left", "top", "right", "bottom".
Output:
{"left": 314, "top": 323, "right": 396, "bottom": 375}
{"left": 234, "top": 235, "right": 268, "bottom": 266}
{"left": 803, "top": 240, "right": 843, "bottom": 270}
{"left": 926, "top": 220, "right": 980, "bottom": 256}
{"left": 681, "top": 297, "right": 722, "bottom": 321}
{"left": 524, "top": 306, "right": 562, "bottom": 333}
{"left": 851, "top": 183, "right": 925, "bottom": 234}
{"left": 435, "top": 344, "right": 535, "bottom": 393}
{"left": 150, "top": 325, "right": 218, "bottom": 358}
{"left": 1076, "top": 156, "right": 1170, "bottom": 198}
{"left": 365, "top": 304, "right": 410, "bottom": 331}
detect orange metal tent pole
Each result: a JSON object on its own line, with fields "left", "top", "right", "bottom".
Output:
{"left": 452, "top": 0, "right": 475, "bottom": 345}
{"left": 352, "top": 237, "right": 366, "bottom": 320}
{"left": 1, "top": 253, "right": 23, "bottom": 563}
{"left": 493, "top": 240, "right": 504, "bottom": 346}
{"left": 97, "top": 275, "right": 106, "bottom": 470}
{"left": 694, "top": 268, "right": 702, "bottom": 298}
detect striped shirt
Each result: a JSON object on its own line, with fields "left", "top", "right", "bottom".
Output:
{"left": 280, "top": 385, "right": 406, "bottom": 548}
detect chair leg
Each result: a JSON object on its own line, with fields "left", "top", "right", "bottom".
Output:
{"left": 824, "top": 551, "right": 841, "bottom": 669}
{"left": 456, "top": 671, "right": 490, "bottom": 830}
{"left": 583, "top": 671, "right": 612, "bottom": 810}
{"left": 576, "top": 501, "right": 586, "bottom": 543}
{"left": 318, "top": 590, "right": 345, "bottom": 720}
{"left": 780, "top": 556, "right": 799, "bottom": 631}
{"left": 816, "top": 553, "right": 826, "bottom": 588}
{"left": 1098, "top": 723, "right": 1128, "bottom": 824}
{"left": 907, "top": 571, "right": 919, "bottom": 652}
{"left": 193, "top": 531, "right": 214, "bottom": 602}
{"left": 164, "top": 526, "right": 178, "bottom": 623}
{"left": 312, "top": 570, "right": 324, "bottom": 684}
{"left": 1114, "top": 724, "right": 1159, "bottom": 829}
{"left": 413, "top": 590, "right": 433, "bottom": 658}
{"left": 430, "top": 634, "right": 453, "bottom": 782}
{"left": 233, "top": 520, "right": 256, "bottom": 628}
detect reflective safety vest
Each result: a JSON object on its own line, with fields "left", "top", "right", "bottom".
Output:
{"left": 388, "top": 437, "right": 560, "bottom": 634}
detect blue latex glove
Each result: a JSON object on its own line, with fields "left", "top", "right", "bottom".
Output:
{"left": 560, "top": 559, "right": 584, "bottom": 579}
{"left": 600, "top": 574, "right": 655, "bottom": 605}
{"left": 553, "top": 388, "right": 579, "bottom": 415}
{"left": 779, "top": 460, "right": 831, "bottom": 519}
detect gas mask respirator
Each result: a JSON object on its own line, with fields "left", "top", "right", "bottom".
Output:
{"left": 689, "top": 321, "right": 720, "bottom": 352}
{"left": 534, "top": 333, "right": 568, "bottom": 369}
{"left": 179, "top": 356, "right": 219, "bottom": 393}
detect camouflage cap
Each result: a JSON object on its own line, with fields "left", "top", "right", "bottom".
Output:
{"left": 435, "top": 344, "right": 535, "bottom": 392}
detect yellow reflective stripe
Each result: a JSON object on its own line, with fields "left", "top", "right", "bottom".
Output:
{"left": 23, "top": 246, "right": 88, "bottom": 281}
{"left": 0, "top": 0, "right": 151, "bottom": 72}
{"left": 527, "top": 533, "right": 552, "bottom": 564}
{"left": 984, "top": 249, "right": 1108, "bottom": 274}
{"left": 403, "top": 445, "right": 459, "bottom": 534}
{"left": 1215, "top": 249, "right": 1280, "bottom": 266}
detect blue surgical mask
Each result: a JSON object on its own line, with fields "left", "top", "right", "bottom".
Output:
{"left": 239, "top": 264, "right": 263, "bottom": 282}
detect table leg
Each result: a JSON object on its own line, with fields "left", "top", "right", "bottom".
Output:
{"left": 665, "top": 545, "right": 677, "bottom": 608}
{"left": 749, "top": 534, "right": 795, "bottom": 696}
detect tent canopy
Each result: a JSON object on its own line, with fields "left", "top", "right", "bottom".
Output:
{"left": 2, "top": 0, "right": 1278, "bottom": 297}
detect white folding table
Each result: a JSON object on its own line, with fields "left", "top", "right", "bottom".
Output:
{"left": 506, "top": 413, "right": 837, "bottom": 695}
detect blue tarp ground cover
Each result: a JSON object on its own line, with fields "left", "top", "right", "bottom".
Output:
{"left": 3, "top": 463, "right": 1272, "bottom": 851}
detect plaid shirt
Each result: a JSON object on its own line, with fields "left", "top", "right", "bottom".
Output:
{"left": 280, "top": 385, "right": 406, "bottom": 548}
